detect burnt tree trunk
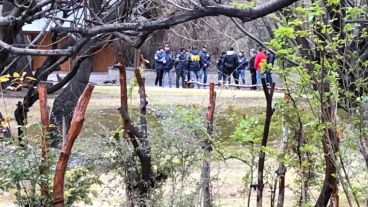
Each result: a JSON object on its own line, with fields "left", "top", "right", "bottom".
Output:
{"left": 201, "top": 82, "right": 216, "bottom": 207}
{"left": 50, "top": 56, "right": 92, "bottom": 148}
{"left": 256, "top": 78, "right": 275, "bottom": 207}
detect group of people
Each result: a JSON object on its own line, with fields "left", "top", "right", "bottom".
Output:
{"left": 154, "top": 44, "right": 276, "bottom": 89}
{"left": 218, "top": 47, "right": 276, "bottom": 89}
{"left": 154, "top": 44, "right": 211, "bottom": 88}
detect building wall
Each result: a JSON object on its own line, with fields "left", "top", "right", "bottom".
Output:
{"left": 92, "top": 44, "right": 116, "bottom": 72}
{"left": 25, "top": 32, "right": 71, "bottom": 71}
{"left": 23, "top": 31, "right": 116, "bottom": 72}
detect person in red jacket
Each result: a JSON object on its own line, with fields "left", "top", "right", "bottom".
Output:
{"left": 254, "top": 48, "right": 267, "bottom": 85}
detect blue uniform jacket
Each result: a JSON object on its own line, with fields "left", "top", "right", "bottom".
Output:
{"left": 163, "top": 51, "right": 175, "bottom": 70}
{"left": 175, "top": 53, "right": 188, "bottom": 70}
{"left": 238, "top": 55, "right": 248, "bottom": 70}
{"left": 200, "top": 51, "right": 211, "bottom": 69}
{"left": 154, "top": 51, "right": 164, "bottom": 71}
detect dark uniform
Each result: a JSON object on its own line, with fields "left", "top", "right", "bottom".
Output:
{"left": 175, "top": 50, "right": 188, "bottom": 88}
{"left": 223, "top": 49, "right": 239, "bottom": 84}
{"left": 154, "top": 49, "right": 164, "bottom": 86}
{"left": 200, "top": 50, "right": 211, "bottom": 85}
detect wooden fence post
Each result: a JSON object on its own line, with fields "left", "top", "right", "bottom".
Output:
{"left": 38, "top": 81, "right": 50, "bottom": 197}
{"left": 53, "top": 84, "right": 94, "bottom": 207}
{"left": 116, "top": 58, "right": 135, "bottom": 207}
{"left": 201, "top": 82, "right": 216, "bottom": 207}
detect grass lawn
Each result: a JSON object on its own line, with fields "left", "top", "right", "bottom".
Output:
{"left": 0, "top": 86, "right": 352, "bottom": 206}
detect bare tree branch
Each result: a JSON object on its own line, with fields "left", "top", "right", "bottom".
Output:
{"left": 54, "top": 0, "right": 298, "bottom": 36}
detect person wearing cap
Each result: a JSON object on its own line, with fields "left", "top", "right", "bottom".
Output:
{"left": 216, "top": 52, "right": 226, "bottom": 82}
{"left": 199, "top": 45, "right": 211, "bottom": 87}
{"left": 175, "top": 48, "right": 188, "bottom": 88}
{"left": 237, "top": 50, "right": 248, "bottom": 85}
{"left": 248, "top": 49, "right": 257, "bottom": 89}
{"left": 154, "top": 47, "right": 165, "bottom": 86}
{"left": 188, "top": 47, "right": 202, "bottom": 88}
{"left": 161, "top": 44, "right": 175, "bottom": 88}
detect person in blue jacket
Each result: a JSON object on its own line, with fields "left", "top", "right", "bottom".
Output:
{"left": 237, "top": 50, "right": 248, "bottom": 85}
{"left": 154, "top": 47, "right": 165, "bottom": 86}
{"left": 175, "top": 48, "right": 188, "bottom": 88}
{"left": 199, "top": 45, "right": 211, "bottom": 86}
{"left": 188, "top": 48, "right": 202, "bottom": 88}
{"left": 161, "top": 44, "right": 175, "bottom": 88}
{"left": 266, "top": 49, "right": 276, "bottom": 84}
{"left": 216, "top": 52, "right": 226, "bottom": 82}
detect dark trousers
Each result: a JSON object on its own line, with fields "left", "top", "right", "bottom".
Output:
{"left": 232, "top": 70, "right": 239, "bottom": 85}
{"left": 224, "top": 67, "right": 239, "bottom": 84}
{"left": 250, "top": 69, "right": 257, "bottom": 89}
{"left": 155, "top": 69, "right": 160, "bottom": 85}
{"left": 176, "top": 68, "right": 186, "bottom": 88}
{"left": 218, "top": 69, "right": 226, "bottom": 82}
{"left": 265, "top": 72, "right": 273, "bottom": 84}
{"left": 158, "top": 69, "right": 164, "bottom": 86}
{"left": 202, "top": 67, "right": 208, "bottom": 84}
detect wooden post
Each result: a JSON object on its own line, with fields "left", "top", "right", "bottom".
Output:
{"left": 116, "top": 57, "right": 134, "bottom": 207}
{"left": 201, "top": 82, "right": 216, "bottom": 207}
{"left": 116, "top": 58, "right": 128, "bottom": 141}
{"left": 38, "top": 81, "right": 50, "bottom": 197}
{"left": 135, "top": 67, "right": 153, "bottom": 200}
{"left": 53, "top": 84, "right": 94, "bottom": 207}
{"left": 135, "top": 61, "right": 148, "bottom": 142}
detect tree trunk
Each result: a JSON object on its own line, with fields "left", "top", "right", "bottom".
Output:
{"left": 257, "top": 79, "right": 275, "bottom": 207}
{"left": 315, "top": 99, "right": 339, "bottom": 207}
{"left": 201, "top": 82, "right": 216, "bottom": 207}
{"left": 357, "top": 103, "right": 368, "bottom": 170}
{"left": 117, "top": 52, "right": 155, "bottom": 207}
{"left": 116, "top": 61, "right": 134, "bottom": 207}
{"left": 276, "top": 94, "right": 288, "bottom": 207}
{"left": 50, "top": 56, "right": 92, "bottom": 148}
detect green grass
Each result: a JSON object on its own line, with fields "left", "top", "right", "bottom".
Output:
{"left": 2, "top": 86, "right": 355, "bottom": 207}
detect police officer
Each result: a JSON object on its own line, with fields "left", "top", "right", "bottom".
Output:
{"left": 154, "top": 46, "right": 165, "bottom": 86}
{"left": 188, "top": 48, "right": 202, "bottom": 88}
{"left": 175, "top": 48, "right": 188, "bottom": 88}
{"left": 216, "top": 52, "right": 226, "bottom": 82}
{"left": 199, "top": 45, "right": 211, "bottom": 86}
{"left": 162, "top": 44, "right": 175, "bottom": 88}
